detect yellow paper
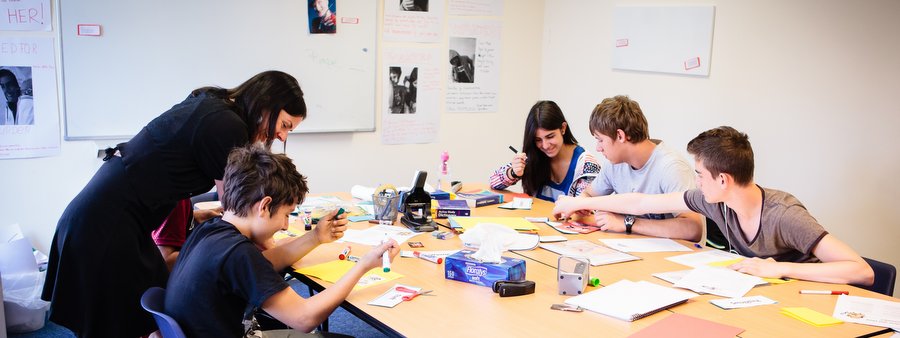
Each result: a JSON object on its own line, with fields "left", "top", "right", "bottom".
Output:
{"left": 780, "top": 307, "right": 843, "bottom": 327}
{"left": 295, "top": 260, "right": 404, "bottom": 290}
{"left": 449, "top": 217, "right": 539, "bottom": 232}
{"left": 706, "top": 258, "right": 793, "bottom": 284}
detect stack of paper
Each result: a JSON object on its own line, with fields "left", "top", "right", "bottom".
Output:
{"left": 448, "top": 216, "right": 540, "bottom": 233}
{"left": 780, "top": 307, "right": 843, "bottom": 327}
{"left": 539, "top": 240, "right": 640, "bottom": 266}
{"left": 672, "top": 266, "right": 764, "bottom": 298}
{"left": 832, "top": 295, "right": 900, "bottom": 330}
{"left": 599, "top": 238, "right": 692, "bottom": 252}
{"left": 565, "top": 280, "right": 697, "bottom": 322}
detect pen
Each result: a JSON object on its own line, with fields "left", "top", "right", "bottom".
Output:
{"left": 338, "top": 246, "right": 351, "bottom": 260}
{"left": 799, "top": 290, "right": 849, "bottom": 295}
{"left": 693, "top": 243, "right": 703, "bottom": 249}
{"left": 508, "top": 145, "right": 518, "bottom": 153}
{"left": 382, "top": 234, "right": 391, "bottom": 272}
{"left": 334, "top": 207, "right": 345, "bottom": 218}
{"left": 413, "top": 251, "right": 443, "bottom": 264}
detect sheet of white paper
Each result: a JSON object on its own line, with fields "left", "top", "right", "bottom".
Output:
{"left": 339, "top": 225, "right": 421, "bottom": 246}
{"left": 833, "top": 295, "right": 900, "bottom": 330}
{"left": 368, "top": 284, "right": 421, "bottom": 308}
{"left": 541, "top": 240, "right": 640, "bottom": 266}
{"left": 0, "top": 238, "right": 38, "bottom": 275}
{"left": 1, "top": 223, "right": 25, "bottom": 243}
{"left": 666, "top": 250, "right": 744, "bottom": 268}
{"left": 448, "top": 0, "right": 503, "bottom": 16}
{"left": 498, "top": 197, "right": 533, "bottom": 210}
{"left": 673, "top": 266, "right": 762, "bottom": 298}
{"left": 599, "top": 238, "right": 691, "bottom": 253}
{"left": 710, "top": 295, "right": 778, "bottom": 310}
{"left": 654, "top": 268, "right": 767, "bottom": 287}
{"left": 446, "top": 19, "right": 501, "bottom": 113}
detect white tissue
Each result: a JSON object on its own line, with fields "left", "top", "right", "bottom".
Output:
{"left": 458, "top": 223, "right": 539, "bottom": 263}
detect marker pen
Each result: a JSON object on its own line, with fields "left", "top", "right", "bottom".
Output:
{"left": 338, "top": 246, "right": 351, "bottom": 260}
{"left": 799, "top": 290, "right": 848, "bottom": 295}
{"left": 413, "top": 251, "right": 443, "bottom": 264}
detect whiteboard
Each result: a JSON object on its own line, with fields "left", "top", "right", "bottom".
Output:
{"left": 611, "top": 6, "right": 715, "bottom": 76}
{"left": 59, "top": 0, "right": 376, "bottom": 140}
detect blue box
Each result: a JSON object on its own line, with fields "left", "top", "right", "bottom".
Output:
{"left": 444, "top": 250, "right": 526, "bottom": 287}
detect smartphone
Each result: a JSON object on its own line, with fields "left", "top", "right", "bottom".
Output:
{"left": 550, "top": 303, "right": 583, "bottom": 312}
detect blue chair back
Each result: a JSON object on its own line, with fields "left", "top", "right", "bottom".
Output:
{"left": 855, "top": 257, "right": 896, "bottom": 296}
{"left": 140, "top": 287, "right": 187, "bottom": 338}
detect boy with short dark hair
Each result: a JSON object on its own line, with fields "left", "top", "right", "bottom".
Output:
{"left": 580, "top": 95, "right": 703, "bottom": 241}
{"left": 165, "top": 145, "right": 399, "bottom": 336}
{"left": 555, "top": 126, "right": 874, "bottom": 286}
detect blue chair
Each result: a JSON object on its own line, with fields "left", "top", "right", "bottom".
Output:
{"left": 140, "top": 287, "right": 187, "bottom": 338}
{"left": 854, "top": 257, "right": 896, "bottom": 296}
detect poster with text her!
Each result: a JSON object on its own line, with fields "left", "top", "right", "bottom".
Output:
{"left": 0, "top": 37, "right": 59, "bottom": 159}
{"left": 446, "top": 19, "right": 500, "bottom": 113}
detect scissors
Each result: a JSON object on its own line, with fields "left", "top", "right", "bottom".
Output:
{"left": 395, "top": 286, "right": 434, "bottom": 301}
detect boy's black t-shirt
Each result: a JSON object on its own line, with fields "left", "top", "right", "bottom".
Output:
{"left": 165, "top": 218, "right": 289, "bottom": 337}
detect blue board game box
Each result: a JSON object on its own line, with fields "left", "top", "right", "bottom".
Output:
{"left": 444, "top": 250, "right": 526, "bottom": 287}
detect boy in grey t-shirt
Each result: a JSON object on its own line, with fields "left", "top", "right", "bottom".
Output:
{"left": 580, "top": 95, "right": 703, "bottom": 242}
{"left": 555, "top": 126, "right": 874, "bottom": 286}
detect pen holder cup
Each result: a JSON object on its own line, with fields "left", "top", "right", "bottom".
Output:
{"left": 373, "top": 194, "right": 400, "bottom": 224}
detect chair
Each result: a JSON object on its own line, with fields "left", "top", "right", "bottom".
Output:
{"left": 704, "top": 217, "right": 728, "bottom": 250}
{"left": 140, "top": 287, "right": 187, "bottom": 338}
{"left": 853, "top": 257, "right": 896, "bottom": 296}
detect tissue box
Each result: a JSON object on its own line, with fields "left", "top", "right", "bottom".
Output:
{"left": 444, "top": 250, "right": 526, "bottom": 287}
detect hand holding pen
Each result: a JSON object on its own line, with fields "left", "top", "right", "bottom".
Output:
{"left": 508, "top": 146, "right": 527, "bottom": 179}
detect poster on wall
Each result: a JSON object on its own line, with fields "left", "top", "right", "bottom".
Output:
{"left": 381, "top": 48, "right": 440, "bottom": 145}
{"left": 0, "top": 37, "right": 60, "bottom": 159}
{"left": 446, "top": 19, "right": 500, "bottom": 113}
{"left": 383, "top": 0, "right": 444, "bottom": 42}
{"left": 0, "top": 0, "right": 51, "bottom": 32}
{"left": 448, "top": 0, "right": 502, "bottom": 17}
{"left": 308, "top": 0, "right": 337, "bottom": 34}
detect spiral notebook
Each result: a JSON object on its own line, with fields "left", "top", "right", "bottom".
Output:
{"left": 565, "top": 280, "right": 698, "bottom": 322}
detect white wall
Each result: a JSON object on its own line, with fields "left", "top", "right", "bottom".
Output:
{"left": 541, "top": 0, "right": 900, "bottom": 294}
{"left": 0, "top": 0, "right": 547, "bottom": 253}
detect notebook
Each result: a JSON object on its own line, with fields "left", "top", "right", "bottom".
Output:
{"left": 565, "top": 279, "right": 698, "bottom": 322}
{"left": 539, "top": 240, "right": 640, "bottom": 266}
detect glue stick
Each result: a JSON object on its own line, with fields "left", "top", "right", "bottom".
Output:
{"left": 382, "top": 234, "right": 391, "bottom": 272}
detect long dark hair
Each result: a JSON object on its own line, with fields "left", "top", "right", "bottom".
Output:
{"left": 521, "top": 100, "right": 578, "bottom": 196}
{"left": 192, "top": 70, "right": 307, "bottom": 148}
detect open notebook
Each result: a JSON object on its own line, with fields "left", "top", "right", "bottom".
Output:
{"left": 565, "top": 280, "right": 698, "bottom": 322}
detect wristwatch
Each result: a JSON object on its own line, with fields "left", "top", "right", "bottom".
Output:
{"left": 624, "top": 215, "right": 635, "bottom": 235}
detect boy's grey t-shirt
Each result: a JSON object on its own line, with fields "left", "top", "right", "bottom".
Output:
{"left": 591, "top": 140, "right": 695, "bottom": 220}
{"left": 683, "top": 187, "right": 828, "bottom": 263}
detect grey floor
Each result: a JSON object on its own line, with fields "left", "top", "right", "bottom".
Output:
{"left": 7, "top": 279, "right": 387, "bottom": 338}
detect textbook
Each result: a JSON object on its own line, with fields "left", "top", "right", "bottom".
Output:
{"left": 455, "top": 190, "right": 504, "bottom": 208}
{"left": 539, "top": 240, "right": 640, "bottom": 266}
{"left": 434, "top": 199, "right": 471, "bottom": 218}
{"left": 565, "top": 279, "right": 697, "bottom": 322}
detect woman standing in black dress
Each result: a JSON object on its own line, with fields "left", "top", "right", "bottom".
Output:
{"left": 41, "top": 70, "right": 308, "bottom": 337}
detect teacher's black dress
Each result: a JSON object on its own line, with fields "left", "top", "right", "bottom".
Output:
{"left": 41, "top": 92, "right": 250, "bottom": 337}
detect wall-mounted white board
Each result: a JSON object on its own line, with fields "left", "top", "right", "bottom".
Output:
{"left": 59, "top": 0, "right": 376, "bottom": 140}
{"left": 611, "top": 6, "right": 715, "bottom": 76}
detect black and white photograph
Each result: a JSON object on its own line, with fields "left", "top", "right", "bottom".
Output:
{"left": 399, "top": 0, "right": 428, "bottom": 11}
{"left": 0, "top": 66, "right": 34, "bottom": 125}
{"left": 388, "top": 66, "right": 417, "bottom": 114}
{"left": 449, "top": 37, "right": 476, "bottom": 83}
